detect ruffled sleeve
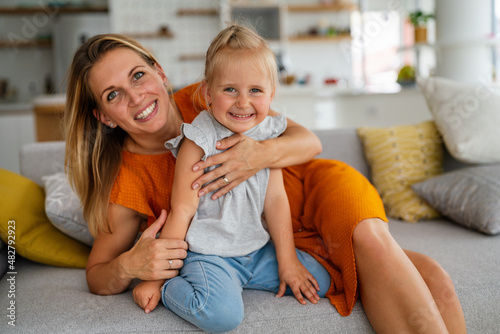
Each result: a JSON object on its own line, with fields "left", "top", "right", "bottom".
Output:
{"left": 165, "top": 111, "right": 219, "bottom": 161}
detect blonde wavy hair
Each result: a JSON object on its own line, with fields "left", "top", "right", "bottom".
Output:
{"left": 63, "top": 34, "right": 161, "bottom": 236}
{"left": 202, "top": 24, "right": 278, "bottom": 95}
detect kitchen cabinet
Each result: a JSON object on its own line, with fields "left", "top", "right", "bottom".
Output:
{"left": 32, "top": 94, "right": 66, "bottom": 142}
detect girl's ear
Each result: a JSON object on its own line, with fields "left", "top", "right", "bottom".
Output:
{"left": 201, "top": 80, "right": 212, "bottom": 106}
{"left": 270, "top": 86, "right": 276, "bottom": 101}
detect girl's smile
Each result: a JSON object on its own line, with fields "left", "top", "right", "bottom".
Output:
{"left": 205, "top": 52, "right": 275, "bottom": 134}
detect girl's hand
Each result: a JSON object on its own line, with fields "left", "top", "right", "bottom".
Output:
{"left": 276, "top": 260, "right": 321, "bottom": 305}
{"left": 125, "top": 210, "right": 188, "bottom": 281}
{"left": 191, "top": 133, "right": 267, "bottom": 199}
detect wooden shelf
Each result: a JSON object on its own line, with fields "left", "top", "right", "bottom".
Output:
{"left": 124, "top": 32, "right": 173, "bottom": 40}
{"left": 177, "top": 8, "right": 218, "bottom": 16}
{"left": 179, "top": 53, "right": 205, "bottom": 61}
{"left": 0, "top": 39, "right": 52, "bottom": 48}
{"left": 0, "top": 6, "right": 108, "bottom": 14}
{"left": 288, "top": 3, "right": 358, "bottom": 12}
{"left": 289, "top": 34, "right": 351, "bottom": 42}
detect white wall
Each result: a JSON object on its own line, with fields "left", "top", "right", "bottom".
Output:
{"left": 273, "top": 85, "right": 432, "bottom": 129}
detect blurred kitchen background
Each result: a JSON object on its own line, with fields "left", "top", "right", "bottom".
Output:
{"left": 0, "top": 0, "right": 498, "bottom": 172}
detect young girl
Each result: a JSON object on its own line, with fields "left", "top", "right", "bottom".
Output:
{"left": 132, "top": 25, "right": 331, "bottom": 332}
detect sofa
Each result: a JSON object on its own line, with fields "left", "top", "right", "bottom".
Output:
{"left": 1, "top": 121, "right": 499, "bottom": 333}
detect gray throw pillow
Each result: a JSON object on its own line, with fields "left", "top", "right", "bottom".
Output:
{"left": 412, "top": 165, "right": 500, "bottom": 235}
{"left": 42, "top": 173, "right": 94, "bottom": 245}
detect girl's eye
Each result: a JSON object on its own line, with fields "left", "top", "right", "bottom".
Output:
{"left": 250, "top": 88, "right": 261, "bottom": 93}
{"left": 133, "top": 71, "right": 144, "bottom": 81}
{"left": 224, "top": 87, "right": 236, "bottom": 93}
{"left": 107, "top": 91, "right": 118, "bottom": 101}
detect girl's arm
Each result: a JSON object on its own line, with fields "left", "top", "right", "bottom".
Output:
{"left": 159, "top": 138, "right": 205, "bottom": 240}
{"left": 264, "top": 168, "right": 320, "bottom": 305}
{"left": 192, "top": 114, "right": 322, "bottom": 199}
{"left": 133, "top": 138, "right": 205, "bottom": 313}
{"left": 86, "top": 205, "right": 188, "bottom": 295}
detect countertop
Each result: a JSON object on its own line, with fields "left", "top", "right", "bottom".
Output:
{"left": 0, "top": 94, "right": 66, "bottom": 114}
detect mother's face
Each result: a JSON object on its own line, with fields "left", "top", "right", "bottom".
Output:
{"left": 88, "top": 47, "right": 172, "bottom": 137}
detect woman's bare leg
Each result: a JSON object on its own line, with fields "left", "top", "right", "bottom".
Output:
{"left": 404, "top": 250, "right": 466, "bottom": 334}
{"left": 353, "top": 218, "right": 449, "bottom": 333}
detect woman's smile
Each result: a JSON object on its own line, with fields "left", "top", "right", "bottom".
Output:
{"left": 135, "top": 100, "right": 158, "bottom": 121}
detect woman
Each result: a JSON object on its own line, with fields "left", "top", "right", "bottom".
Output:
{"left": 64, "top": 33, "right": 465, "bottom": 333}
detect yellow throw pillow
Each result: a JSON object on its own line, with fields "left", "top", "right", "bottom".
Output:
{"left": 357, "top": 121, "right": 443, "bottom": 222}
{"left": 0, "top": 169, "right": 90, "bottom": 268}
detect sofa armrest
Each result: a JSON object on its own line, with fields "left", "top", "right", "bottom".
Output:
{"left": 19, "top": 141, "right": 65, "bottom": 186}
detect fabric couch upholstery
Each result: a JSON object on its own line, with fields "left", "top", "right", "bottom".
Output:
{"left": 0, "top": 128, "right": 498, "bottom": 334}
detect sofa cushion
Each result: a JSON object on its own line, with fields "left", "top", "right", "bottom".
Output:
{"left": 418, "top": 76, "right": 500, "bottom": 164}
{"left": 357, "top": 121, "right": 443, "bottom": 222}
{"left": 0, "top": 168, "right": 90, "bottom": 268}
{"left": 412, "top": 165, "right": 500, "bottom": 235}
{"left": 42, "top": 172, "right": 94, "bottom": 246}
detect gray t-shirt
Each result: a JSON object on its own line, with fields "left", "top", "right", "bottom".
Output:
{"left": 165, "top": 111, "right": 287, "bottom": 257}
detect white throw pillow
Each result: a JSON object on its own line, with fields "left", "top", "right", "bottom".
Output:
{"left": 42, "top": 172, "right": 94, "bottom": 246}
{"left": 418, "top": 76, "right": 500, "bottom": 164}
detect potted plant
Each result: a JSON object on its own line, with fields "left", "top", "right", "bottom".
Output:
{"left": 408, "top": 10, "right": 434, "bottom": 43}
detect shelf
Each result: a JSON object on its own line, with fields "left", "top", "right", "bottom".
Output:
{"left": 178, "top": 53, "right": 205, "bottom": 61}
{"left": 287, "top": 3, "right": 358, "bottom": 12}
{"left": 398, "top": 43, "right": 435, "bottom": 52}
{"left": 124, "top": 32, "right": 173, "bottom": 40}
{"left": 230, "top": 1, "right": 280, "bottom": 9}
{"left": 289, "top": 34, "right": 351, "bottom": 42}
{"left": 177, "top": 8, "right": 218, "bottom": 16}
{"left": 0, "top": 39, "right": 52, "bottom": 48}
{"left": 0, "top": 6, "right": 108, "bottom": 14}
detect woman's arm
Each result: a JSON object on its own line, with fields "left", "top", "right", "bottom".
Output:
{"left": 264, "top": 168, "right": 320, "bottom": 305}
{"left": 191, "top": 114, "right": 322, "bottom": 199}
{"left": 86, "top": 205, "right": 188, "bottom": 295}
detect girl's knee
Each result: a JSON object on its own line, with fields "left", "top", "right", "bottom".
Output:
{"left": 196, "top": 302, "right": 244, "bottom": 333}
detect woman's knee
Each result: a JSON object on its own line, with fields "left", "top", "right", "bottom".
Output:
{"left": 411, "top": 252, "right": 456, "bottom": 300}
{"left": 352, "top": 218, "right": 394, "bottom": 264}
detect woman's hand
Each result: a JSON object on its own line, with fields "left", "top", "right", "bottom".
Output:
{"left": 191, "top": 133, "right": 266, "bottom": 200}
{"left": 125, "top": 210, "right": 188, "bottom": 281}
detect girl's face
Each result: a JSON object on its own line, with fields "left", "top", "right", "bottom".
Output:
{"left": 205, "top": 53, "right": 275, "bottom": 134}
{"left": 88, "top": 48, "right": 172, "bottom": 138}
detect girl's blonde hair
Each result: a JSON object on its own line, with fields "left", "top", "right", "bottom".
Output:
{"left": 63, "top": 34, "right": 160, "bottom": 236}
{"left": 204, "top": 24, "right": 278, "bottom": 89}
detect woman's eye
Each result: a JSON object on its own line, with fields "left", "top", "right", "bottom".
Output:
{"left": 107, "top": 91, "right": 118, "bottom": 101}
{"left": 133, "top": 71, "right": 144, "bottom": 81}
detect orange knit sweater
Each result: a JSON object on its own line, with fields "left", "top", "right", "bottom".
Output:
{"left": 110, "top": 83, "right": 387, "bottom": 316}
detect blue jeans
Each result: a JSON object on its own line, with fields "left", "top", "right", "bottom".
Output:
{"left": 160, "top": 241, "right": 331, "bottom": 333}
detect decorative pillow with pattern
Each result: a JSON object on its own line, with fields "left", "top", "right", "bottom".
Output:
{"left": 357, "top": 121, "right": 443, "bottom": 222}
